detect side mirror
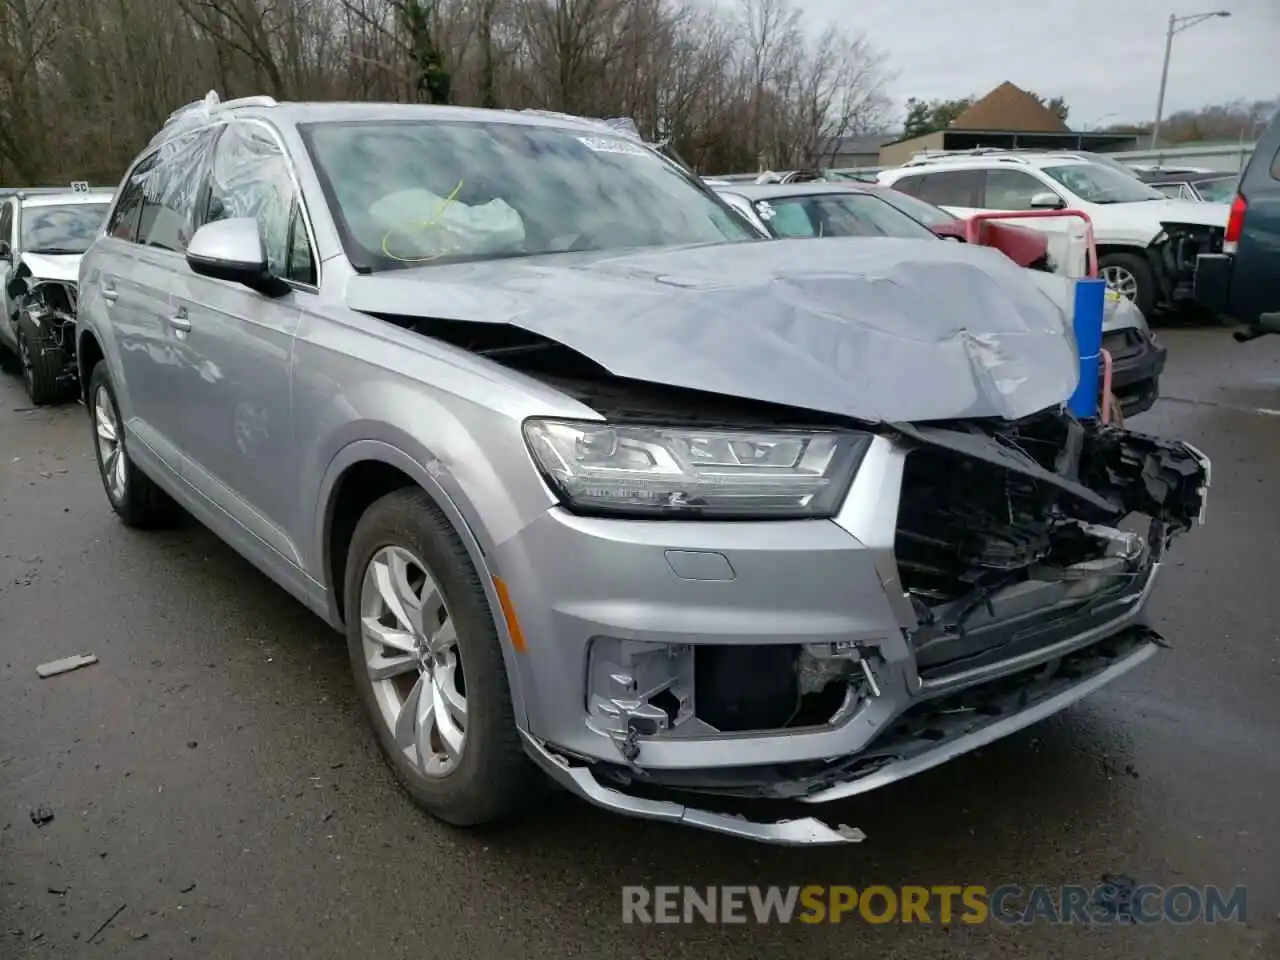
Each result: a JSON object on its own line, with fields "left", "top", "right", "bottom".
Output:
{"left": 1030, "top": 191, "right": 1066, "bottom": 210}
{"left": 185, "top": 218, "right": 287, "bottom": 297}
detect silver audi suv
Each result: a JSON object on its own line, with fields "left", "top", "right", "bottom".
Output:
{"left": 76, "top": 93, "right": 1210, "bottom": 845}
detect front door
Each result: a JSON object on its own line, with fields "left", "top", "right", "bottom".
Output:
{"left": 170, "top": 120, "right": 317, "bottom": 568}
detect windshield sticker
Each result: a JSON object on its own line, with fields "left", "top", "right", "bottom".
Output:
{"left": 577, "top": 135, "right": 651, "bottom": 157}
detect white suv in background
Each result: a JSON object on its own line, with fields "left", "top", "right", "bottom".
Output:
{"left": 877, "top": 153, "right": 1230, "bottom": 318}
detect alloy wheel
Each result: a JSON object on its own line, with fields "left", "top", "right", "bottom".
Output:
{"left": 94, "top": 385, "right": 127, "bottom": 503}
{"left": 359, "top": 545, "right": 467, "bottom": 777}
{"left": 1100, "top": 265, "right": 1138, "bottom": 301}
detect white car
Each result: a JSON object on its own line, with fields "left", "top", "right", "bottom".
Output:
{"left": 1, "top": 188, "right": 113, "bottom": 404}
{"left": 876, "top": 152, "right": 1230, "bottom": 317}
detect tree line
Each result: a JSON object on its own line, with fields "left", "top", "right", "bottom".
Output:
{"left": 0, "top": 0, "right": 893, "bottom": 185}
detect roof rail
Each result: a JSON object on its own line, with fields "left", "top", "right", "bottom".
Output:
{"left": 903, "top": 149, "right": 1034, "bottom": 167}
{"left": 155, "top": 91, "right": 278, "bottom": 144}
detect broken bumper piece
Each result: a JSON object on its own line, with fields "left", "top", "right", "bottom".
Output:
{"left": 521, "top": 732, "right": 867, "bottom": 846}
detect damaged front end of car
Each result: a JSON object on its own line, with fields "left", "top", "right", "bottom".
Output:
{"left": 350, "top": 237, "right": 1210, "bottom": 845}
{"left": 1148, "top": 220, "right": 1225, "bottom": 310}
{"left": 514, "top": 399, "right": 1207, "bottom": 844}
{"left": 7, "top": 265, "right": 81, "bottom": 394}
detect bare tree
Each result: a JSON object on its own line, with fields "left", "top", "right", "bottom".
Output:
{"left": 0, "top": 0, "right": 893, "bottom": 184}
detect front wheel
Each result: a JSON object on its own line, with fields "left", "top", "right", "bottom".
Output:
{"left": 87, "top": 362, "right": 179, "bottom": 528}
{"left": 344, "top": 487, "right": 543, "bottom": 827}
{"left": 1099, "top": 252, "right": 1157, "bottom": 319}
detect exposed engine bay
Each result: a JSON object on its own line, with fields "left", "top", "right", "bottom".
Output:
{"left": 6, "top": 260, "right": 81, "bottom": 394}
{"left": 1149, "top": 220, "right": 1225, "bottom": 310}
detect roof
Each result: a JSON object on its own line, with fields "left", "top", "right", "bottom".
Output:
{"left": 714, "top": 182, "right": 879, "bottom": 201}
{"left": 888, "top": 152, "right": 1094, "bottom": 174}
{"left": 155, "top": 96, "right": 631, "bottom": 149}
{"left": 949, "top": 82, "right": 1071, "bottom": 133}
{"left": 1137, "top": 168, "right": 1233, "bottom": 183}
{"left": 17, "top": 191, "right": 113, "bottom": 207}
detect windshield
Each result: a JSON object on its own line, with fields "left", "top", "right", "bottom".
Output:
{"left": 872, "top": 189, "right": 959, "bottom": 227}
{"left": 20, "top": 202, "right": 110, "bottom": 255}
{"left": 754, "top": 192, "right": 937, "bottom": 241}
{"left": 1194, "top": 176, "right": 1238, "bottom": 203}
{"left": 299, "top": 119, "right": 755, "bottom": 270}
{"left": 1041, "top": 164, "right": 1167, "bottom": 204}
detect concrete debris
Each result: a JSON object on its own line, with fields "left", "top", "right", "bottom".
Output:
{"left": 37, "top": 653, "right": 98, "bottom": 679}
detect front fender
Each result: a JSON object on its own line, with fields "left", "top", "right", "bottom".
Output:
{"left": 313, "top": 437, "right": 535, "bottom": 730}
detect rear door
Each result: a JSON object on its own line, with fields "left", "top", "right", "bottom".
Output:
{"left": 87, "top": 152, "right": 186, "bottom": 475}
{"left": 891, "top": 169, "right": 983, "bottom": 220}
{"left": 980, "top": 168, "right": 1086, "bottom": 277}
{"left": 98, "top": 128, "right": 220, "bottom": 471}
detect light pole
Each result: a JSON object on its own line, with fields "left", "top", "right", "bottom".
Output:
{"left": 1151, "top": 10, "right": 1231, "bottom": 149}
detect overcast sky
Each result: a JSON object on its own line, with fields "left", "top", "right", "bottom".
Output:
{"left": 797, "top": 0, "right": 1278, "bottom": 129}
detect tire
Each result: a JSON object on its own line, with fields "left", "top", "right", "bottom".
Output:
{"left": 87, "top": 362, "right": 180, "bottom": 528}
{"left": 15, "top": 317, "right": 67, "bottom": 405}
{"left": 1098, "top": 251, "right": 1157, "bottom": 319}
{"left": 344, "top": 487, "right": 543, "bottom": 827}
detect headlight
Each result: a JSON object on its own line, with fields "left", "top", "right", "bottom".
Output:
{"left": 522, "top": 418, "right": 871, "bottom": 519}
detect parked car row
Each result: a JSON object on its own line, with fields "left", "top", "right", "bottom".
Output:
{"left": 720, "top": 148, "right": 1237, "bottom": 323}
{"left": 3, "top": 94, "right": 1213, "bottom": 847}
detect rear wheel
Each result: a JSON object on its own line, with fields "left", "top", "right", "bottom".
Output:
{"left": 88, "top": 362, "right": 179, "bottom": 527}
{"left": 15, "top": 317, "right": 68, "bottom": 406}
{"left": 343, "top": 487, "right": 543, "bottom": 827}
{"left": 1099, "top": 252, "right": 1157, "bottom": 319}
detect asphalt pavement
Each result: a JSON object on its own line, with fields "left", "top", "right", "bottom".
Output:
{"left": 2, "top": 325, "right": 1278, "bottom": 959}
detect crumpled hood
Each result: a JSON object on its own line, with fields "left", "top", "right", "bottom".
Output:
{"left": 346, "top": 237, "right": 1081, "bottom": 423}
{"left": 19, "top": 252, "right": 80, "bottom": 283}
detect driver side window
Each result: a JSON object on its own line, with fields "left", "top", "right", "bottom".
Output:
{"left": 203, "top": 122, "right": 316, "bottom": 285}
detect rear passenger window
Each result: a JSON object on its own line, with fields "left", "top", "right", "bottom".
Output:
{"left": 136, "top": 128, "right": 220, "bottom": 252}
{"left": 107, "top": 153, "right": 155, "bottom": 242}
{"left": 911, "top": 170, "right": 982, "bottom": 207}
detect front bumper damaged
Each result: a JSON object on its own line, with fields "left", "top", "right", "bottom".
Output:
{"left": 500, "top": 415, "right": 1210, "bottom": 845}
{"left": 1149, "top": 220, "right": 1226, "bottom": 310}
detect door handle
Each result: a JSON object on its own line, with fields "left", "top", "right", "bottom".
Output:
{"left": 101, "top": 279, "right": 118, "bottom": 303}
{"left": 169, "top": 307, "right": 192, "bottom": 332}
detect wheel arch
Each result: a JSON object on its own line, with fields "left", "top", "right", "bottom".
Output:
{"left": 77, "top": 327, "right": 105, "bottom": 396}
{"left": 316, "top": 440, "right": 531, "bottom": 728}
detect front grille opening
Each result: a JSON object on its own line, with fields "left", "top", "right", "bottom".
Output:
{"left": 693, "top": 645, "right": 850, "bottom": 733}
{"left": 894, "top": 447, "right": 1102, "bottom": 605}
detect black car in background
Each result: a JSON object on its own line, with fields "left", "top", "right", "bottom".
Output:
{"left": 1193, "top": 113, "right": 1280, "bottom": 341}
{"left": 1137, "top": 168, "right": 1239, "bottom": 204}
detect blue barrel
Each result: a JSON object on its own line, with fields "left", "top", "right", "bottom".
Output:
{"left": 1068, "top": 278, "right": 1107, "bottom": 418}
